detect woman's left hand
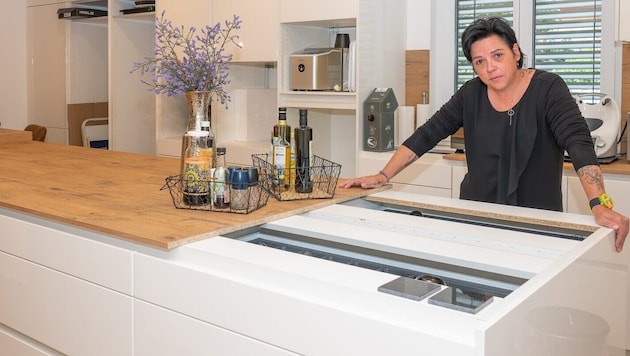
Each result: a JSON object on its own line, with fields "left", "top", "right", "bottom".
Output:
{"left": 592, "top": 206, "right": 629, "bottom": 252}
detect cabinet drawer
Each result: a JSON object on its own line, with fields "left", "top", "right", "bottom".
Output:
{"left": 0, "top": 251, "right": 133, "bottom": 356}
{"left": 134, "top": 300, "right": 298, "bottom": 356}
{"left": 0, "top": 212, "right": 133, "bottom": 294}
{"left": 0, "top": 325, "right": 55, "bottom": 356}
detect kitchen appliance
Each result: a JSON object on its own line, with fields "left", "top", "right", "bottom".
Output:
{"left": 574, "top": 93, "right": 620, "bottom": 161}
{"left": 363, "top": 88, "right": 398, "bottom": 152}
{"left": 290, "top": 48, "right": 341, "bottom": 91}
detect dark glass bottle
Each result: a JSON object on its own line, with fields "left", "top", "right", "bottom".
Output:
{"left": 295, "top": 109, "right": 313, "bottom": 193}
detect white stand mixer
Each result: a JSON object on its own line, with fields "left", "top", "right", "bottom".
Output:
{"left": 574, "top": 93, "right": 621, "bottom": 161}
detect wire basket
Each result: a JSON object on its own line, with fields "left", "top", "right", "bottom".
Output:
{"left": 161, "top": 175, "right": 270, "bottom": 214}
{"left": 252, "top": 153, "right": 342, "bottom": 201}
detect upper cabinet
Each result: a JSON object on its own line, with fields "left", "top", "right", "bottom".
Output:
{"left": 279, "top": 0, "right": 357, "bottom": 23}
{"left": 616, "top": 0, "right": 630, "bottom": 41}
{"left": 213, "top": 0, "right": 280, "bottom": 63}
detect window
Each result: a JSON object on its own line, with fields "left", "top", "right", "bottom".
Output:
{"left": 454, "top": 0, "right": 602, "bottom": 95}
{"left": 533, "top": 1, "right": 601, "bottom": 94}
{"left": 456, "top": 1, "right": 514, "bottom": 87}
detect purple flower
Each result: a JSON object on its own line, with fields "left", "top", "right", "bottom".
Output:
{"left": 131, "top": 11, "right": 242, "bottom": 105}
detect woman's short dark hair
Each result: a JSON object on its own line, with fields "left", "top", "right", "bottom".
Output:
{"left": 461, "top": 17, "right": 524, "bottom": 68}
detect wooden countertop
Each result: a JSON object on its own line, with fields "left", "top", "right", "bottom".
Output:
{"left": 0, "top": 142, "right": 386, "bottom": 250}
{"left": 0, "top": 128, "right": 31, "bottom": 144}
{"left": 442, "top": 152, "right": 630, "bottom": 175}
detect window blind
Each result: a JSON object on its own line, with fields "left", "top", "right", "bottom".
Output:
{"left": 533, "top": 0, "right": 601, "bottom": 95}
{"left": 455, "top": 0, "right": 601, "bottom": 95}
{"left": 456, "top": 1, "right": 514, "bottom": 88}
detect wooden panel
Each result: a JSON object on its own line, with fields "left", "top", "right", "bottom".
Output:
{"left": 405, "top": 50, "right": 430, "bottom": 106}
{"left": 0, "top": 129, "right": 31, "bottom": 145}
{"left": 67, "top": 102, "right": 108, "bottom": 146}
{"left": 0, "top": 142, "right": 386, "bottom": 250}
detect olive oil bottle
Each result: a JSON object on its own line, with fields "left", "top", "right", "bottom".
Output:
{"left": 272, "top": 108, "right": 291, "bottom": 190}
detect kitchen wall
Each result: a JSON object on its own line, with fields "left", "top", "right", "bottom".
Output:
{"left": 0, "top": 0, "right": 27, "bottom": 131}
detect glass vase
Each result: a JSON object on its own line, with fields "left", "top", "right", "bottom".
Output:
{"left": 180, "top": 91, "right": 215, "bottom": 175}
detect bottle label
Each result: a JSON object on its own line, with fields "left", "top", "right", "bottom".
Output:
{"left": 183, "top": 157, "right": 211, "bottom": 194}
{"left": 273, "top": 146, "right": 291, "bottom": 185}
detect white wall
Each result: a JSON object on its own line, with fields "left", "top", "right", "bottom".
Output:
{"left": 406, "top": 0, "right": 431, "bottom": 49}
{"left": 0, "top": 0, "right": 27, "bottom": 130}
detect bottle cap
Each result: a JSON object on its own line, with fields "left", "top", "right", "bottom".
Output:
{"left": 217, "top": 147, "right": 226, "bottom": 154}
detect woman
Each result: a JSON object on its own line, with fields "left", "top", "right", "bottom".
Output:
{"left": 340, "top": 17, "right": 628, "bottom": 252}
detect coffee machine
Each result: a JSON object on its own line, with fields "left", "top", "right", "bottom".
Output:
{"left": 363, "top": 88, "right": 398, "bottom": 152}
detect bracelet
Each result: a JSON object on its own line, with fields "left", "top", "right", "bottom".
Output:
{"left": 378, "top": 170, "right": 391, "bottom": 182}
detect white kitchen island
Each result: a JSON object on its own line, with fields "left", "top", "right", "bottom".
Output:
{"left": 1, "top": 189, "right": 628, "bottom": 355}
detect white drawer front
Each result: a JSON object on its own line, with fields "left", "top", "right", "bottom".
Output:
{"left": 135, "top": 300, "right": 298, "bottom": 356}
{"left": 0, "top": 212, "right": 133, "bottom": 294}
{"left": 0, "top": 251, "right": 133, "bottom": 356}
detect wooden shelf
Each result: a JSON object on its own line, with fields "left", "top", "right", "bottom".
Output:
{"left": 279, "top": 91, "right": 357, "bottom": 110}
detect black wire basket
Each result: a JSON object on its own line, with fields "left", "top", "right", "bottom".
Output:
{"left": 252, "top": 153, "right": 342, "bottom": 201}
{"left": 161, "top": 174, "right": 270, "bottom": 214}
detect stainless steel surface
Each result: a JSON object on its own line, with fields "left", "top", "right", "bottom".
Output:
{"left": 290, "top": 48, "right": 341, "bottom": 91}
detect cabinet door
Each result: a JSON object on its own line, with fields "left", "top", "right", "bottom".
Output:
{"left": 156, "top": 0, "right": 212, "bottom": 28}
{"left": 280, "top": 0, "right": 358, "bottom": 23}
{"left": 0, "top": 251, "right": 133, "bottom": 356}
{"left": 0, "top": 327, "right": 55, "bottom": 356}
{"left": 134, "top": 300, "right": 298, "bottom": 356}
{"left": 616, "top": 0, "right": 630, "bottom": 41}
{"left": 213, "top": 0, "right": 279, "bottom": 62}
{"left": 27, "top": 2, "right": 67, "bottom": 144}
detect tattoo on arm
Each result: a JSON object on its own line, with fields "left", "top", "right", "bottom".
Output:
{"left": 577, "top": 165, "right": 604, "bottom": 190}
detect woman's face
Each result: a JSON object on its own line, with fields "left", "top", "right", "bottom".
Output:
{"left": 470, "top": 34, "right": 521, "bottom": 92}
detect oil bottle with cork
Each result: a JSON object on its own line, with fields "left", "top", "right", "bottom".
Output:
{"left": 294, "top": 108, "right": 313, "bottom": 193}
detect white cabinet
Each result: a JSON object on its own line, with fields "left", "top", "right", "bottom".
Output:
{"left": 358, "top": 153, "right": 453, "bottom": 197}
{"left": 213, "top": 0, "right": 280, "bottom": 62}
{"left": 110, "top": 0, "right": 155, "bottom": 154}
{"left": 0, "top": 251, "right": 133, "bottom": 355}
{"left": 134, "top": 300, "right": 298, "bottom": 356}
{"left": 0, "top": 210, "right": 134, "bottom": 355}
{"left": 0, "top": 326, "right": 55, "bottom": 356}
{"left": 280, "top": 0, "right": 358, "bottom": 23}
{"left": 27, "top": 1, "right": 67, "bottom": 144}
{"left": 279, "top": 0, "right": 406, "bottom": 178}
{"left": 616, "top": 0, "right": 630, "bottom": 41}
{"left": 27, "top": 0, "right": 108, "bottom": 145}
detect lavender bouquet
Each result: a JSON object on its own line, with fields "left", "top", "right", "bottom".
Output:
{"left": 131, "top": 11, "right": 242, "bottom": 105}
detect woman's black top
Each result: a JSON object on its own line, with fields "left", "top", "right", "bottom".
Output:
{"left": 403, "top": 70, "right": 598, "bottom": 211}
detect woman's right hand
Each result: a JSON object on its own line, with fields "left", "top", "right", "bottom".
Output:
{"left": 338, "top": 173, "right": 388, "bottom": 189}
